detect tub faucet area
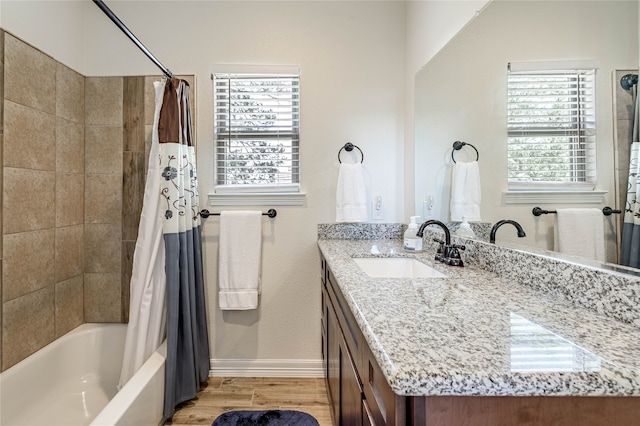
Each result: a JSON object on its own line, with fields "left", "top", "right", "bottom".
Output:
{"left": 490, "top": 220, "right": 526, "bottom": 243}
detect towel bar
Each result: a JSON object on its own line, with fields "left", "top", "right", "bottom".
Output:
{"left": 532, "top": 207, "right": 621, "bottom": 217}
{"left": 451, "top": 141, "right": 479, "bottom": 163}
{"left": 200, "top": 209, "right": 277, "bottom": 219}
{"left": 338, "top": 142, "right": 363, "bottom": 163}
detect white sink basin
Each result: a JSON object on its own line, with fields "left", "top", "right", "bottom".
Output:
{"left": 352, "top": 257, "right": 447, "bottom": 278}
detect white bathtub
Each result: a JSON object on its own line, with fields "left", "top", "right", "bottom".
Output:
{"left": 0, "top": 323, "right": 166, "bottom": 426}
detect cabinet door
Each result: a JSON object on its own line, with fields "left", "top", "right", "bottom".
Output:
{"left": 340, "top": 336, "right": 363, "bottom": 426}
{"left": 327, "top": 301, "right": 341, "bottom": 426}
{"left": 321, "top": 286, "right": 327, "bottom": 364}
{"left": 363, "top": 399, "right": 376, "bottom": 426}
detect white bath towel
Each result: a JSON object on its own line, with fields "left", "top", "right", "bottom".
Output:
{"left": 218, "top": 211, "right": 262, "bottom": 310}
{"left": 336, "top": 162, "right": 368, "bottom": 222}
{"left": 554, "top": 208, "right": 605, "bottom": 262}
{"left": 450, "top": 161, "right": 482, "bottom": 222}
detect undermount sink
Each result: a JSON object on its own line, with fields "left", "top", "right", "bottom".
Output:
{"left": 352, "top": 257, "right": 447, "bottom": 278}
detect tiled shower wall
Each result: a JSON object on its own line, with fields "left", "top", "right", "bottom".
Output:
{"left": 0, "top": 33, "right": 191, "bottom": 371}
{"left": 84, "top": 76, "right": 124, "bottom": 324}
{"left": 1, "top": 33, "right": 86, "bottom": 370}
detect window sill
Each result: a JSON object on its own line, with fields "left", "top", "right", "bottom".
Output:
{"left": 503, "top": 190, "right": 607, "bottom": 204}
{"left": 207, "top": 192, "right": 306, "bottom": 207}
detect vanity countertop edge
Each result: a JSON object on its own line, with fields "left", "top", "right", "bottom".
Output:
{"left": 317, "top": 238, "right": 640, "bottom": 398}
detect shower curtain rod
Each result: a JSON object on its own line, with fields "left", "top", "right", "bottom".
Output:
{"left": 92, "top": 0, "right": 175, "bottom": 79}
{"left": 621, "top": 73, "right": 638, "bottom": 90}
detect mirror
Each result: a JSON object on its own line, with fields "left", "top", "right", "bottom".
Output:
{"left": 414, "top": 0, "right": 639, "bottom": 272}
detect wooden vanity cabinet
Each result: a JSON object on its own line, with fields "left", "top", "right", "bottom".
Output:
{"left": 321, "top": 255, "right": 406, "bottom": 426}
{"left": 320, "top": 254, "right": 640, "bottom": 426}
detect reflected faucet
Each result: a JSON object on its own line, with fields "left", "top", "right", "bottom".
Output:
{"left": 489, "top": 220, "right": 526, "bottom": 244}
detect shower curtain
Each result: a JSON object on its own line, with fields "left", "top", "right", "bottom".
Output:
{"left": 620, "top": 80, "right": 640, "bottom": 268}
{"left": 118, "top": 78, "right": 210, "bottom": 421}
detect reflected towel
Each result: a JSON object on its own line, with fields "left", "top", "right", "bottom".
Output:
{"left": 450, "top": 161, "right": 481, "bottom": 222}
{"left": 554, "top": 208, "right": 605, "bottom": 262}
{"left": 218, "top": 211, "right": 262, "bottom": 310}
{"left": 336, "top": 162, "right": 368, "bottom": 222}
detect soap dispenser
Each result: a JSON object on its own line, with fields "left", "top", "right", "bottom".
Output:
{"left": 403, "top": 216, "right": 424, "bottom": 252}
{"left": 455, "top": 216, "right": 476, "bottom": 239}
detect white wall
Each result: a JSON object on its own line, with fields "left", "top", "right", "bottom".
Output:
{"left": 81, "top": 1, "right": 405, "bottom": 367}
{"left": 403, "top": 0, "right": 488, "bottom": 222}
{"left": 0, "top": 0, "right": 86, "bottom": 73}
{"left": 414, "top": 0, "right": 638, "bottom": 254}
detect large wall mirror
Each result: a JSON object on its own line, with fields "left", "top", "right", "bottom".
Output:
{"left": 414, "top": 0, "right": 639, "bottom": 273}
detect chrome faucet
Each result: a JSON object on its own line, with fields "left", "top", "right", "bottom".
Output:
{"left": 489, "top": 220, "right": 526, "bottom": 243}
{"left": 416, "top": 220, "right": 464, "bottom": 266}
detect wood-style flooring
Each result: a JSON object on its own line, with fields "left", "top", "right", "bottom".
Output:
{"left": 167, "top": 377, "right": 333, "bottom": 426}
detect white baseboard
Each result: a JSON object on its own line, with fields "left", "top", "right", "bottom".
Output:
{"left": 210, "top": 358, "right": 324, "bottom": 378}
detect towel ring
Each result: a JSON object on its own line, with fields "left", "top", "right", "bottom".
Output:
{"left": 338, "top": 142, "right": 364, "bottom": 164}
{"left": 451, "top": 141, "right": 479, "bottom": 163}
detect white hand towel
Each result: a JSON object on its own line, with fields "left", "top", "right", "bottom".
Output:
{"left": 218, "top": 211, "right": 262, "bottom": 310}
{"left": 336, "top": 162, "right": 368, "bottom": 222}
{"left": 450, "top": 161, "right": 481, "bottom": 222}
{"left": 553, "top": 208, "right": 605, "bottom": 262}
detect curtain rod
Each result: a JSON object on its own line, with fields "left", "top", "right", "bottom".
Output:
{"left": 621, "top": 73, "right": 638, "bottom": 90}
{"left": 92, "top": 0, "right": 175, "bottom": 79}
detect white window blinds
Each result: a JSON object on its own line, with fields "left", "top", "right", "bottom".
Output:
{"left": 214, "top": 72, "right": 300, "bottom": 189}
{"left": 507, "top": 69, "right": 596, "bottom": 190}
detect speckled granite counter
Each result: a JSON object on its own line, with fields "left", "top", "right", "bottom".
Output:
{"left": 318, "top": 238, "right": 640, "bottom": 397}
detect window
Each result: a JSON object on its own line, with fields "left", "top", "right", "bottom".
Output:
{"left": 213, "top": 71, "right": 300, "bottom": 192}
{"left": 507, "top": 68, "right": 596, "bottom": 190}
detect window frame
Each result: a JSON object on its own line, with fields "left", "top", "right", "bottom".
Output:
{"left": 212, "top": 65, "right": 301, "bottom": 194}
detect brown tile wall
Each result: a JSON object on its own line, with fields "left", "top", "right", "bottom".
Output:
{"left": 1, "top": 33, "right": 85, "bottom": 370}
{"left": 84, "top": 76, "right": 123, "bottom": 324}
{"left": 122, "top": 77, "right": 145, "bottom": 324}
{"left": 0, "top": 31, "right": 195, "bottom": 370}
{"left": 0, "top": 29, "right": 4, "bottom": 368}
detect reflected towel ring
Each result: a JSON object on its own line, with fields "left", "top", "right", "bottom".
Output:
{"left": 451, "top": 141, "right": 479, "bottom": 163}
{"left": 338, "top": 142, "right": 364, "bottom": 163}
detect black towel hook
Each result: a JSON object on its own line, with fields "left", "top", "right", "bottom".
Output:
{"left": 338, "top": 142, "right": 364, "bottom": 164}
{"left": 451, "top": 141, "right": 479, "bottom": 163}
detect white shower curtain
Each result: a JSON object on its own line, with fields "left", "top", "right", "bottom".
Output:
{"left": 118, "top": 80, "right": 168, "bottom": 389}
{"left": 118, "top": 79, "right": 210, "bottom": 421}
{"left": 620, "top": 82, "right": 640, "bottom": 268}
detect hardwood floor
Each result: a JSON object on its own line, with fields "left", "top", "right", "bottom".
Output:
{"left": 167, "top": 377, "right": 333, "bottom": 426}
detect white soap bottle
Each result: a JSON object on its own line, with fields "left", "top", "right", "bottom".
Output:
{"left": 403, "top": 216, "right": 423, "bottom": 252}
{"left": 455, "top": 216, "right": 476, "bottom": 239}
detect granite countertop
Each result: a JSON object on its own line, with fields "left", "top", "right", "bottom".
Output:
{"left": 318, "top": 238, "right": 640, "bottom": 397}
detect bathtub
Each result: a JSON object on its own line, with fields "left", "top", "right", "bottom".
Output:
{"left": 0, "top": 323, "right": 166, "bottom": 426}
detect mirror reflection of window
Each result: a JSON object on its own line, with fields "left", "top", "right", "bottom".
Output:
{"left": 509, "top": 312, "right": 601, "bottom": 373}
{"left": 507, "top": 65, "right": 596, "bottom": 191}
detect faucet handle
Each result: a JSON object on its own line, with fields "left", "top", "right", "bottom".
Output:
{"left": 433, "top": 239, "right": 445, "bottom": 262}
{"left": 452, "top": 244, "right": 465, "bottom": 251}
{"left": 445, "top": 247, "right": 464, "bottom": 267}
